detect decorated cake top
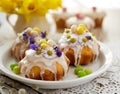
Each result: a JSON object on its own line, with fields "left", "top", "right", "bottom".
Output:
{"left": 16, "top": 27, "right": 47, "bottom": 44}
{"left": 28, "top": 38, "right": 62, "bottom": 59}
{"left": 59, "top": 24, "right": 98, "bottom": 48}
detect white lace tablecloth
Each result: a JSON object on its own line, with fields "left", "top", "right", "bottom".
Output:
{"left": 0, "top": 8, "right": 120, "bottom": 94}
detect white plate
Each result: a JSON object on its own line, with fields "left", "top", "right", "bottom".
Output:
{"left": 0, "top": 40, "right": 112, "bottom": 89}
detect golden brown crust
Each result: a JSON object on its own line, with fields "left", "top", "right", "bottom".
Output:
{"left": 79, "top": 46, "right": 93, "bottom": 65}
{"left": 42, "top": 69, "right": 55, "bottom": 81}
{"left": 56, "top": 62, "right": 64, "bottom": 80}
{"left": 65, "top": 48, "right": 75, "bottom": 65}
{"left": 64, "top": 46, "right": 97, "bottom": 65}
{"left": 56, "top": 19, "right": 66, "bottom": 29}
{"left": 29, "top": 66, "right": 41, "bottom": 80}
{"left": 12, "top": 43, "right": 29, "bottom": 61}
{"left": 25, "top": 60, "right": 68, "bottom": 81}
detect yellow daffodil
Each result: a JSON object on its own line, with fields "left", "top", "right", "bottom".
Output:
{"left": 0, "top": 0, "right": 62, "bottom": 22}
{"left": 0, "top": 0, "right": 16, "bottom": 13}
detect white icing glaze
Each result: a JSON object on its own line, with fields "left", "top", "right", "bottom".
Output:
{"left": 50, "top": 8, "right": 75, "bottom": 21}
{"left": 59, "top": 27, "right": 100, "bottom": 66}
{"left": 66, "top": 16, "right": 95, "bottom": 29}
{"left": 19, "top": 49, "right": 68, "bottom": 80}
{"left": 12, "top": 27, "right": 41, "bottom": 60}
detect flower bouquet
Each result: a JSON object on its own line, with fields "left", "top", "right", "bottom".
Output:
{"left": 0, "top": 0, "right": 62, "bottom": 33}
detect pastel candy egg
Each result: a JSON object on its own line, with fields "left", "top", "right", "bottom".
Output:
{"left": 39, "top": 39, "right": 47, "bottom": 45}
{"left": 41, "top": 43, "right": 48, "bottom": 49}
{"left": 33, "top": 27, "right": 40, "bottom": 33}
{"left": 71, "top": 25, "right": 77, "bottom": 33}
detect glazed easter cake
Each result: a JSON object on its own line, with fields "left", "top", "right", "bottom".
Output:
{"left": 11, "top": 27, "right": 47, "bottom": 60}
{"left": 19, "top": 38, "right": 69, "bottom": 81}
{"left": 59, "top": 24, "right": 100, "bottom": 65}
{"left": 66, "top": 13, "right": 95, "bottom": 30}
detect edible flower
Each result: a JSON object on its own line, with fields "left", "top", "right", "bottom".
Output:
{"left": 41, "top": 31, "right": 47, "bottom": 38}
{"left": 85, "top": 36, "right": 91, "bottom": 40}
{"left": 55, "top": 46, "right": 62, "bottom": 57}
{"left": 23, "top": 33, "right": 28, "bottom": 40}
{"left": 30, "top": 44, "right": 37, "bottom": 50}
{"left": 29, "top": 36, "right": 35, "bottom": 44}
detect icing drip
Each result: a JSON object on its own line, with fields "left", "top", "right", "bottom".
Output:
{"left": 59, "top": 24, "right": 100, "bottom": 65}
{"left": 19, "top": 49, "right": 68, "bottom": 80}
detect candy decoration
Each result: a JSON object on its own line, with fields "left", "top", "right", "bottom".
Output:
{"left": 41, "top": 43, "right": 47, "bottom": 49}
{"left": 84, "top": 68, "right": 93, "bottom": 75}
{"left": 76, "top": 13, "right": 84, "bottom": 19}
{"left": 77, "top": 70, "right": 87, "bottom": 77}
{"left": 74, "top": 66, "right": 93, "bottom": 78}
{"left": 33, "top": 27, "right": 40, "bottom": 33}
{"left": 13, "top": 66, "right": 20, "bottom": 74}
{"left": 10, "top": 63, "right": 18, "bottom": 70}
{"left": 62, "top": 7, "right": 67, "bottom": 12}
{"left": 74, "top": 66, "right": 83, "bottom": 74}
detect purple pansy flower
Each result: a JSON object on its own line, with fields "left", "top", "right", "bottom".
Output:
{"left": 55, "top": 46, "right": 62, "bottom": 57}
{"left": 30, "top": 44, "right": 37, "bottom": 50}
{"left": 29, "top": 36, "right": 35, "bottom": 44}
{"left": 56, "top": 51, "right": 62, "bottom": 57}
{"left": 41, "top": 31, "right": 47, "bottom": 38}
{"left": 85, "top": 36, "right": 91, "bottom": 40}
{"left": 23, "top": 33, "right": 28, "bottom": 40}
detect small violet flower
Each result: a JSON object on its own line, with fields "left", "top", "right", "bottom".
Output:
{"left": 30, "top": 44, "right": 37, "bottom": 50}
{"left": 41, "top": 31, "right": 47, "bottom": 38}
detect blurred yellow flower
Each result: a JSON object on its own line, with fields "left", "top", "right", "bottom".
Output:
{"left": 0, "top": 0, "right": 62, "bottom": 22}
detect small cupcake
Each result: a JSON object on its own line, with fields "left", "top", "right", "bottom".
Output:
{"left": 19, "top": 39, "right": 69, "bottom": 81}
{"left": 66, "top": 13, "right": 95, "bottom": 30}
{"left": 50, "top": 7, "right": 75, "bottom": 29}
{"left": 59, "top": 24, "right": 100, "bottom": 65}
{"left": 11, "top": 27, "right": 47, "bottom": 60}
